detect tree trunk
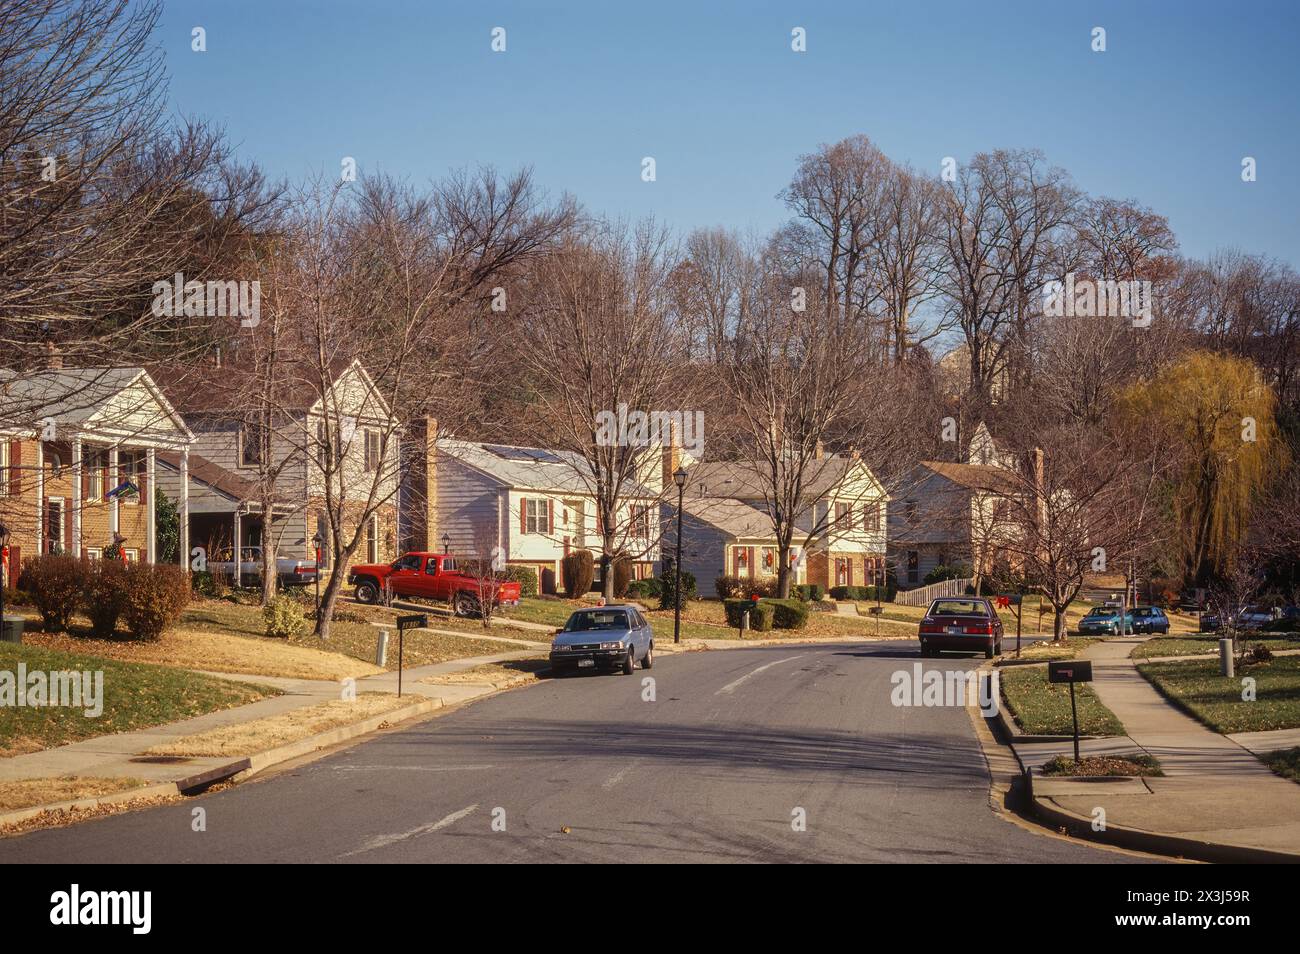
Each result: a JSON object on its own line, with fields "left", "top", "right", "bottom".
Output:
{"left": 315, "top": 562, "right": 348, "bottom": 640}
{"left": 1053, "top": 602, "right": 1068, "bottom": 641}
{"left": 260, "top": 534, "right": 277, "bottom": 606}
{"left": 776, "top": 552, "right": 792, "bottom": 599}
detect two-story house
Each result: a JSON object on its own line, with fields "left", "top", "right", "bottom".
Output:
{"left": 0, "top": 364, "right": 193, "bottom": 575}
{"left": 433, "top": 439, "right": 662, "bottom": 594}
{"left": 154, "top": 357, "right": 399, "bottom": 580}
{"left": 671, "top": 450, "right": 889, "bottom": 591}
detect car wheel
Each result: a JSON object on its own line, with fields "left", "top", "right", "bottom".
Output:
{"left": 641, "top": 643, "right": 653, "bottom": 670}
{"left": 453, "top": 593, "right": 478, "bottom": 617}
{"left": 622, "top": 646, "right": 635, "bottom": 675}
{"left": 355, "top": 580, "right": 379, "bottom": 605}
{"left": 985, "top": 641, "right": 995, "bottom": 659}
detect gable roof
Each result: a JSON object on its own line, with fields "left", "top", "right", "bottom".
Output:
{"left": 918, "top": 460, "right": 1021, "bottom": 495}
{"left": 689, "top": 455, "right": 865, "bottom": 500}
{"left": 156, "top": 451, "right": 264, "bottom": 503}
{"left": 0, "top": 367, "right": 192, "bottom": 441}
{"left": 679, "top": 496, "right": 775, "bottom": 540}
{"left": 438, "top": 439, "right": 657, "bottom": 497}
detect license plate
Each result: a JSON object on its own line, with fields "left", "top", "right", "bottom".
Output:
{"left": 947, "top": 626, "right": 962, "bottom": 635}
{"left": 577, "top": 659, "right": 595, "bottom": 668}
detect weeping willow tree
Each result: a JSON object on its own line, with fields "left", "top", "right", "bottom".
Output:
{"left": 1118, "top": 351, "right": 1284, "bottom": 586}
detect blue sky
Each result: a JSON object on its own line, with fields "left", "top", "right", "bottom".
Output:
{"left": 160, "top": 1, "right": 1300, "bottom": 266}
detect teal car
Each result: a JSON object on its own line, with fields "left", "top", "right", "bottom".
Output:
{"left": 1077, "top": 607, "right": 1133, "bottom": 636}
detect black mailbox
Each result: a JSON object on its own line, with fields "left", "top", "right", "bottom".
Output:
{"left": 396, "top": 613, "right": 428, "bottom": 631}
{"left": 1048, "top": 660, "right": 1093, "bottom": 684}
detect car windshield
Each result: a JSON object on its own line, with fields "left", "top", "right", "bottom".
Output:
{"left": 565, "top": 610, "right": 630, "bottom": 632}
{"left": 930, "top": 600, "right": 988, "bottom": 617}
{"left": 1085, "top": 609, "right": 1117, "bottom": 618}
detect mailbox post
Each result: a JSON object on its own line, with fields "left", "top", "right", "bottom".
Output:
{"left": 394, "top": 613, "right": 427, "bottom": 697}
{"left": 1048, "top": 660, "right": 1094, "bottom": 763}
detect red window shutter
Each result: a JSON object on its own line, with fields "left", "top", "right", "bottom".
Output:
{"left": 8, "top": 440, "right": 20, "bottom": 495}
{"left": 520, "top": 498, "right": 528, "bottom": 534}
{"left": 138, "top": 460, "right": 147, "bottom": 505}
{"left": 81, "top": 454, "right": 90, "bottom": 500}
{"left": 547, "top": 499, "right": 554, "bottom": 534}
{"left": 8, "top": 544, "right": 19, "bottom": 586}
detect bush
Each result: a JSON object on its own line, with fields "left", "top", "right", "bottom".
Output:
{"left": 829, "top": 584, "right": 895, "bottom": 602}
{"left": 503, "top": 564, "right": 538, "bottom": 598}
{"left": 764, "top": 598, "right": 809, "bottom": 630}
{"left": 1243, "top": 642, "right": 1275, "bottom": 664}
{"left": 715, "top": 574, "right": 743, "bottom": 600}
{"left": 1261, "top": 617, "right": 1300, "bottom": 633}
{"left": 723, "top": 598, "right": 776, "bottom": 631}
{"left": 21, "top": 554, "right": 85, "bottom": 632}
{"left": 658, "top": 570, "right": 696, "bottom": 611}
{"left": 626, "top": 577, "right": 662, "bottom": 601}
{"left": 82, "top": 559, "right": 129, "bottom": 638}
{"left": 923, "top": 563, "right": 971, "bottom": 586}
{"left": 561, "top": 551, "right": 594, "bottom": 597}
{"left": 792, "top": 583, "right": 825, "bottom": 602}
{"left": 609, "top": 554, "right": 633, "bottom": 599}
{"left": 121, "top": 563, "right": 191, "bottom": 641}
{"left": 263, "top": 596, "right": 309, "bottom": 639}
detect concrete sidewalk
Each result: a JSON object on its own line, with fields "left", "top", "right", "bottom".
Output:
{"left": 1018, "top": 635, "right": 1300, "bottom": 861}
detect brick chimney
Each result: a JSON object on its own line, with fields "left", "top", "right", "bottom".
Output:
{"left": 661, "top": 420, "right": 682, "bottom": 491}
{"left": 399, "top": 417, "right": 438, "bottom": 551}
{"left": 43, "top": 342, "right": 62, "bottom": 370}
{"left": 814, "top": 440, "right": 825, "bottom": 460}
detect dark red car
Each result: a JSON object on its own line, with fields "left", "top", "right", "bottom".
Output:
{"left": 918, "top": 597, "right": 1004, "bottom": 659}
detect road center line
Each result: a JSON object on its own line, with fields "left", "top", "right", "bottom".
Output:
{"left": 340, "top": 803, "right": 479, "bottom": 858}
{"left": 715, "top": 654, "right": 808, "bottom": 696}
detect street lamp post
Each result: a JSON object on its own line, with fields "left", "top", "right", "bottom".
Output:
{"left": 0, "top": 522, "right": 10, "bottom": 638}
{"left": 672, "top": 466, "right": 687, "bottom": 644}
{"left": 311, "top": 530, "right": 324, "bottom": 619}
{"left": 442, "top": 532, "right": 451, "bottom": 555}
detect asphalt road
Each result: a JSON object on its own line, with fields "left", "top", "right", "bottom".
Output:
{"left": 4, "top": 640, "right": 1151, "bottom": 863}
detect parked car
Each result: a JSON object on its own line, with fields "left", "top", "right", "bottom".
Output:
{"left": 550, "top": 605, "right": 654, "bottom": 675}
{"left": 1200, "top": 605, "right": 1275, "bottom": 633}
{"left": 347, "top": 552, "right": 522, "bottom": 616}
{"left": 1131, "top": 606, "right": 1170, "bottom": 635}
{"left": 1077, "top": 607, "right": 1134, "bottom": 636}
{"left": 918, "top": 597, "right": 1003, "bottom": 658}
{"left": 209, "top": 546, "right": 318, "bottom": 587}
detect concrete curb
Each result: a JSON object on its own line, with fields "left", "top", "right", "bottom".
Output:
{"left": 993, "top": 673, "right": 1108, "bottom": 744}
{"left": 1027, "top": 774, "right": 1300, "bottom": 864}
{"left": 0, "top": 696, "right": 445, "bottom": 829}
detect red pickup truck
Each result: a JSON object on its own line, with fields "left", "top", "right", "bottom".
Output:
{"left": 347, "top": 552, "right": 521, "bottom": 616}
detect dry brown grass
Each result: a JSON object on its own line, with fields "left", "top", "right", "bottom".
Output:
{"left": 140, "top": 693, "right": 414, "bottom": 757}
{"left": 420, "top": 656, "right": 550, "bottom": 689}
{"left": 0, "top": 776, "right": 147, "bottom": 813}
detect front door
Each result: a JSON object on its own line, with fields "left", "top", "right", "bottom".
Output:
{"left": 45, "top": 499, "right": 64, "bottom": 554}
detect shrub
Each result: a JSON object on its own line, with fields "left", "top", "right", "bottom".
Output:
{"left": 715, "top": 574, "right": 744, "bottom": 600}
{"left": 21, "top": 554, "right": 85, "bottom": 632}
{"left": 723, "top": 598, "right": 776, "bottom": 631}
{"left": 561, "top": 551, "right": 594, "bottom": 597}
{"left": 765, "top": 598, "right": 810, "bottom": 630}
{"left": 923, "top": 563, "right": 971, "bottom": 586}
{"left": 121, "top": 563, "right": 191, "bottom": 641}
{"left": 791, "top": 583, "right": 825, "bottom": 602}
{"left": 503, "top": 564, "right": 538, "bottom": 598}
{"left": 610, "top": 554, "right": 633, "bottom": 598}
{"left": 263, "top": 595, "right": 309, "bottom": 639}
{"left": 626, "top": 577, "right": 662, "bottom": 601}
{"left": 1261, "top": 617, "right": 1300, "bottom": 633}
{"left": 1243, "top": 642, "right": 1275, "bottom": 664}
{"left": 658, "top": 570, "right": 696, "bottom": 611}
{"left": 83, "top": 559, "right": 129, "bottom": 638}
{"left": 830, "top": 584, "right": 895, "bottom": 602}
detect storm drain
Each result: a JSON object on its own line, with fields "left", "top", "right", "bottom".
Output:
{"left": 129, "top": 755, "right": 193, "bottom": 764}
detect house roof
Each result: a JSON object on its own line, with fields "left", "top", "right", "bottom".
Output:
{"left": 437, "top": 439, "right": 657, "bottom": 497}
{"left": 688, "top": 455, "right": 863, "bottom": 500}
{"left": 156, "top": 451, "right": 264, "bottom": 503}
{"left": 918, "top": 460, "right": 1021, "bottom": 495}
{"left": 0, "top": 366, "right": 192, "bottom": 440}
{"left": 680, "top": 496, "right": 774, "bottom": 540}
{"left": 150, "top": 355, "right": 359, "bottom": 417}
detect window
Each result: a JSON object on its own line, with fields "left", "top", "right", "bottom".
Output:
{"left": 907, "top": 550, "right": 919, "bottom": 585}
{"left": 523, "top": 498, "right": 551, "bottom": 535}
{"left": 124, "top": 549, "right": 139, "bottom": 563}
{"left": 834, "top": 502, "right": 850, "bottom": 525}
{"left": 761, "top": 547, "right": 775, "bottom": 573}
{"left": 0, "top": 442, "right": 8, "bottom": 495}
{"left": 393, "top": 554, "right": 421, "bottom": 571}
{"left": 862, "top": 505, "right": 880, "bottom": 532}
{"left": 366, "top": 516, "right": 379, "bottom": 563}
{"left": 364, "top": 429, "right": 381, "bottom": 472}
{"left": 240, "top": 422, "right": 265, "bottom": 468}
{"left": 85, "top": 447, "right": 107, "bottom": 503}
{"left": 630, "top": 505, "right": 650, "bottom": 539}
{"left": 85, "top": 547, "right": 102, "bottom": 560}
{"left": 904, "top": 500, "right": 918, "bottom": 522}
{"left": 119, "top": 450, "right": 145, "bottom": 505}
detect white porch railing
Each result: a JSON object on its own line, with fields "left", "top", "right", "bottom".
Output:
{"left": 893, "top": 577, "right": 975, "bottom": 606}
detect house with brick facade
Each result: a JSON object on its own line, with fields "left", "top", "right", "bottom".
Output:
{"left": 669, "top": 451, "right": 889, "bottom": 592}
{"left": 0, "top": 366, "right": 193, "bottom": 578}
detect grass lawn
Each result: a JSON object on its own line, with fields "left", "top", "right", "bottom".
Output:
{"left": 1042, "top": 754, "right": 1162, "bottom": 777}
{"left": 1262, "top": 747, "right": 1300, "bottom": 784}
{"left": 1137, "top": 656, "right": 1300, "bottom": 734}
{"left": 0, "top": 776, "right": 148, "bottom": 813}
{"left": 1002, "top": 637, "right": 1102, "bottom": 663}
{"left": 651, "top": 598, "right": 913, "bottom": 640}
{"left": 1131, "top": 634, "right": 1298, "bottom": 660}
{"left": 0, "top": 642, "right": 275, "bottom": 757}
{"left": 1000, "top": 666, "right": 1125, "bottom": 736}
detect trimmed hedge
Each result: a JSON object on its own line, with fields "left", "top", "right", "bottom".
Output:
{"left": 504, "top": 564, "right": 538, "bottom": 598}
{"left": 561, "top": 551, "right": 594, "bottom": 596}
{"left": 723, "top": 598, "right": 774, "bottom": 631}
{"left": 829, "top": 584, "right": 896, "bottom": 602}
{"left": 923, "top": 563, "right": 971, "bottom": 586}
{"left": 791, "top": 583, "right": 825, "bottom": 602}
{"left": 20, "top": 554, "right": 84, "bottom": 632}
{"left": 658, "top": 569, "right": 696, "bottom": 610}
{"left": 764, "top": 598, "right": 809, "bottom": 629}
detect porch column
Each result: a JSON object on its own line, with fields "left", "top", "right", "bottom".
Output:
{"left": 34, "top": 440, "right": 44, "bottom": 554}
{"left": 232, "top": 508, "right": 242, "bottom": 587}
{"left": 179, "top": 448, "right": 190, "bottom": 570}
{"left": 71, "top": 436, "right": 82, "bottom": 556}
{"left": 145, "top": 447, "right": 156, "bottom": 563}
{"left": 108, "top": 446, "right": 120, "bottom": 539}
